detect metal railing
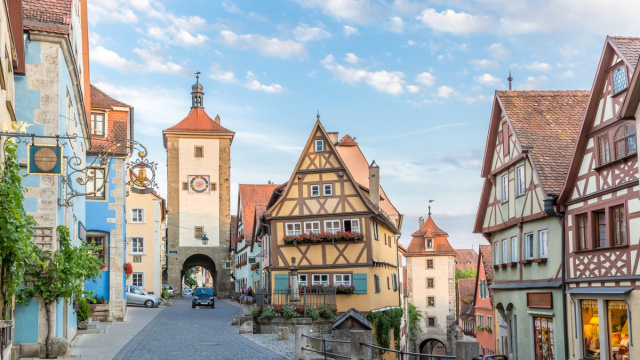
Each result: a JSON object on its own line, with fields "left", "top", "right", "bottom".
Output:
{"left": 301, "top": 334, "right": 350, "bottom": 360}
{"left": 360, "top": 343, "right": 456, "bottom": 360}
{"left": 257, "top": 288, "right": 336, "bottom": 315}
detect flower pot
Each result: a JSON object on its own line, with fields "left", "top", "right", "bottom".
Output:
{"left": 164, "top": 298, "right": 172, "bottom": 306}
{"left": 77, "top": 320, "right": 88, "bottom": 330}
{"left": 243, "top": 304, "right": 255, "bottom": 316}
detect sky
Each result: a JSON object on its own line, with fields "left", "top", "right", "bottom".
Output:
{"left": 86, "top": 0, "right": 640, "bottom": 250}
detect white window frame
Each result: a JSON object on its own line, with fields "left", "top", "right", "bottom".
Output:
{"left": 285, "top": 222, "right": 302, "bottom": 236}
{"left": 516, "top": 165, "right": 525, "bottom": 196}
{"left": 525, "top": 233, "right": 534, "bottom": 260}
{"left": 86, "top": 167, "right": 106, "bottom": 200}
{"left": 343, "top": 219, "right": 360, "bottom": 233}
{"left": 131, "top": 208, "right": 144, "bottom": 223}
{"left": 131, "top": 236, "right": 144, "bottom": 254}
{"left": 314, "top": 140, "right": 324, "bottom": 152}
{"left": 310, "top": 184, "right": 320, "bottom": 197}
{"left": 323, "top": 184, "right": 333, "bottom": 196}
{"left": 426, "top": 238, "right": 433, "bottom": 249}
{"left": 501, "top": 174, "right": 508, "bottom": 203}
{"left": 510, "top": 236, "right": 518, "bottom": 262}
{"left": 132, "top": 272, "right": 143, "bottom": 287}
{"left": 324, "top": 220, "right": 340, "bottom": 234}
{"left": 487, "top": 315, "right": 493, "bottom": 330}
{"left": 494, "top": 242, "right": 500, "bottom": 264}
{"left": 298, "top": 274, "right": 308, "bottom": 286}
{"left": 427, "top": 296, "right": 435, "bottom": 307}
{"left": 304, "top": 221, "right": 320, "bottom": 234}
{"left": 502, "top": 239, "right": 507, "bottom": 263}
{"left": 478, "top": 314, "right": 485, "bottom": 327}
{"left": 539, "top": 230, "right": 548, "bottom": 259}
{"left": 373, "top": 221, "right": 379, "bottom": 240}
{"left": 334, "top": 274, "right": 351, "bottom": 286}
{"left": 312, "top": 274, "right": 329, "bottom": 286}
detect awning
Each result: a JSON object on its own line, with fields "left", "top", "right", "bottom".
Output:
{"left": 566, "top": 287, "right": 634, "bottom": 295}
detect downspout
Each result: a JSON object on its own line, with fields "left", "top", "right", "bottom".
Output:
{"left": 543, "top": 195, "right": 567, "bottom": 360}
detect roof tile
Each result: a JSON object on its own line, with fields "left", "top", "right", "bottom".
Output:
{"left": 610, "top": 36, "right": 640, "bottom": 68}
{"left": 237, "top": 184, "right": 280, "bottom": 247}
{"left": 406, "top": 216, "right": 456, "bottom": 255}
{"left": 164, "top": 108, "right": 234, "bottom": 134}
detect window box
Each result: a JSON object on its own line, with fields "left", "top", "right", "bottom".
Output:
{"left": 283, "top": 231, "right": 365, "bottom": 245}
{"left": 508, "top": 262, "right": 518, "bottom": 268}
{"left": 519, "top": 259, "right": 533, "bottom": 265}
{"left": 493, "top": 264, "right": 500, "bottom": 270}
{"left": 236, "top": 260, "right": 247, "bottom": 267}
{"left": 335, "top": 284, "right": 355, "bottom": 294}
{"left": 500, "top": 263, "right": 507, "bottom": 268}
{"left": 250, "top": 262, "right": 260, "bottom": 271}
{"left": 533, "top": 258, "right": 548, "bottom": 264}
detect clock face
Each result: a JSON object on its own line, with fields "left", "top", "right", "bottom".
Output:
{"left": 189, "top": 175, "right": 210, "bottom": 194}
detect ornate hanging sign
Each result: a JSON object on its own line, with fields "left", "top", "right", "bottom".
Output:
{"left": 28, "top": 144, "right": 63, "bottom": 175}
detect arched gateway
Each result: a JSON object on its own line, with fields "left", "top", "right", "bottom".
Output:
{"left": 162, "top": 74, "right": 235, "bottom": 297}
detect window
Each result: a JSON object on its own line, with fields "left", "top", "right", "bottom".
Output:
{"left": 525, "top": 233, "right": 534, "bottom": 260}
{"left": 533, "top": 316, "right": 554, "bottom": 359}
{"left": 298, "top": 274, "right": 308, "bottom": 286}
{"left": 427, "top": 297, "right": 435, "bottom": 307}
{"left": 304, "top": 221, "right": 320, "bottom": 234}
{"left": 426, "top": 259, "right": 433, "bottom": 269}
{"left": 614, "top": 123, "right": 636, "bottom": 159}
{"left": 606, "top": 301, "right": 628, "bottom": 358}
{"left": 539, "top": 230, "right": 548, "bottom": 259}
{"left": 182, "top": 182, "right": 188, "bottom": 190}
{"left": 343, "top": 219, "right": 360, "bottom": 233}
{"left": 194, "top": 146, "right": 203, "bottom": 157}
{"left": 90, "top": 113, "right": 105, "bottom": 136}
{"left": 323, "top": 184, "right": 333, "bottom": 196}
{"left": 598, "top": 135, "right": 611, "bottom": 165}
{"left": 194, "top": 226, "right": 204, "bottom": 239}
{"left": 392, "top": 274, "right": 398, "bottom": 291}
{"left": 132, "top": 272, "right": 143, "bottom": 287}
{"left": 373, "top": 221, "right": 379, "bottom": 240}
{"left": 577, "top": 214, "right": 589, "bottom": 250}
{"left": 479, "top": 280, "right": 487, "bottom": 298}
{"left": 613, "top": 65, "right": 627, "bottom": 94}
{"left": 502, "top": 239, "right": 507, "bottom": 263}
{"left": 501, "top": 174, "right": 508, "bottom": 203}
{"left": 612, "top": 205, "right": 626, "bottom": 246}
{"left": 487, "top": 315, "right": 492, "bottom": 330}
{"left": 595, "top": 210, "right": 607, "bottom": 248}
{"left": 334, "top": 274, "right": 351, "bottom": 286}
{"left": 427, "top": 278, "right": 434, "bottom": 288}
{"left": 510, "top": 236, "right": 518, "bottom": 262}
{"left": 516, "top": 165, "right": 525, "bottom": 196}
{"left": 494, "top": 242, "right": 500, "bottom": 264}
{"left": 86, "top": 234, "right": 107, "bottom": 263}
{"left": 285, "top": 223, "right": 302, "bottom": 236}
{"left": 374, "top": 275, "right": 381, "bottom": 293}
{"left": 324, "top": 220, "right": 340, "bottom": 234}
{"left": 428, "top": 317, "right": 436, "bottom": 327}
{"left": 312, "top": 274, "right": 329, "bottom": 286}
{"left": 131, "top": 209, "right": 144, "bottom": 223}
{"left": 86, "top": 168, "right": 106, "bottom": 200}
{"left": 131, "top": 237, "right": 144, "bottom": 254}
{"left": 426, "top": 238, "right": 433, "bottom": 249}
{"left": 310, "top": 184, "right": 320, "bottom": 197}
{"left": 477, "top": 314, "right": 485, "bottom": 327}
{"left": 314, "top": 140, "right": 324, "bottom": 152}
{"left": 387, "top": 276, "right": 390, "bottom": 289}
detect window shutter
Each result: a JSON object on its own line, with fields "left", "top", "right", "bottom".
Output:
{"left": 274, "top": 274, "right": 289, "bottom": 293}
{"left": 352, "top": 273, "right": 367, "bottom": 294}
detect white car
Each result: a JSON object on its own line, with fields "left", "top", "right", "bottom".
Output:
{"left": 182, "top": 289, "right": 193, "bottom": 296}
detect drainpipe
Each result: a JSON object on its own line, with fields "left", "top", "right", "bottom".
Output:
{"left": 543, "top": 195, "right": 567, "bottom": 360}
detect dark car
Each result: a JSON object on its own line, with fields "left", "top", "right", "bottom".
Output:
{"left": 192, "top": 287, "right": 215, "bottom": 308}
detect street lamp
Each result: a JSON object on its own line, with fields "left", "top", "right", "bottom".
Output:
{"left": 201, "top": 233, "right": 209, "bottom": 245}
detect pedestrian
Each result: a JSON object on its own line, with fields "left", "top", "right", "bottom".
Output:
{"left": 241, "top": 284, "right": 248, "bottom": 302}
{"left": 247, "top": 286, "right": 254, "bottom": 302}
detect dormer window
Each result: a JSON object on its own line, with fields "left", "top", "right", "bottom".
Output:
{"left": 425, "top": 238, "right": 433, "bottom": 251}
{"left": 614, "top": 123, "right": 636, "bottom": 159}
{"left": 314, "top": 140, "right": 324, "bottom": 152}
{"left": 613, "top": 66, "right": 627, "bottom": 94}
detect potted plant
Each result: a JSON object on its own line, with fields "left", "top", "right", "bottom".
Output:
{"left": 76, "top": 297, "right": 92, "bottom": 330}
{"left": 241, "top": 299, "right": 255, "bottom": 315}
{"left": 124, "top": 262, "right": 133, "bottom": 279}
{"left": 162, "top": 288, "right": 172, "bottom": 306}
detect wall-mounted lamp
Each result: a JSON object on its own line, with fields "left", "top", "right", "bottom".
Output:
{"left": 201, "top": 233, "right": 209, "bottom": 245}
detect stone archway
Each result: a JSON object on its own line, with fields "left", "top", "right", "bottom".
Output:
{"left": 177, "top": 254, "right": 218, "bottom": 296}
{"left": 420, "top": 338, "right": 447, "bottom": 355}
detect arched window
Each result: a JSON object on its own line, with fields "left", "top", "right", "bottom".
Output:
{"left": 614, "top": 123, "right": 636, "bottom": 159}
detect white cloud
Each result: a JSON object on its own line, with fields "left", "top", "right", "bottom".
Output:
{"left": 293, "top": 24, "right": 332, "bottom": 42}
{"left": 475, "top": 73, "right": 502, "bottom": 88}
{"left": 209, "top": 64, "right": 237, "bottom": 84}
{"left": 562, "top": 70, "right": 575, "bottom": 78}
{"left": 292, "top": 0, "right": 378, "bottom": 24}
{"left": 219, "top": 30, "right": 306, "bottom": 59}
{"left": 526, "top": 61, "right": 552, "bottom": 71}
{"left": 416, "top": 8, "right": 491, "bottom": 35}
{"left": 387, "top": 16, "right": 405, "bottom": 33}
{"left": 415, "top": 72, "right": 436, "bottom": 87}
{"left": 321, "top": 55, "right": 406, "bottom": 95}
{"left": 469, "top": 59, "right": 498, "bottom": 69}
{"left": 488, "top": 43, "right": 510, "bottom": 59}
{"left": 91, "top": 46, "right": 139, "bottom": 71}
{"left": 343, "top": 25, "right": 359, "bottom": 37}
{"left": 407, "top": 39, "right": 416, "bottom": 47}
{"left": 345, "top": 53, "right": 360, "bottom": 63}
{"left": 245, "top": 71, "right": 286, "bottom": 93}
{"left": 519, "top": 75, "right": 549, "bottom": 90}
{"left": 406, "top": 85, "right": 420, "bottom": 93}
{"left": 437, "top": 85, "right": 455, "bottom": 99}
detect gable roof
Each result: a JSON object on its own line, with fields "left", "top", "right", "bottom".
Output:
{"left": 91, "top": 84, "right": 130, "bottom": 108}
{"left": 164, "top": 109, "right": 233, "bottom": 134}
{"left": 238, "top": 184, "right": 279, "bottom": 247}
{"left": 610, "top": 36, "right": 640, "bottom": 69}
{"left": 88, "top": 84, "right": 132, "bottom": 155}
{"left": 406, "top": 216, "right": 456, "bottom": 255}
{"left": 455, "top": 249, "right": 478, "bottom": 271}
{"left": 23, "top": 0, "right": 72, "bottom": 34}
{"left": 253, "top": 205, "right": 268, "bottom": 247}
{"left": 474, "top": 245, "right": 494, "bottom": 305}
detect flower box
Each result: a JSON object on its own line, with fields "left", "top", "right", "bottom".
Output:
{"left": 251, "top": 262, "right": 260, "bottom": 271}
{"left": 284, "top": 231, "right": 365, "bottom": 245}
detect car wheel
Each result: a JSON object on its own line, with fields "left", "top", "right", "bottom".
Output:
{"left": 211, "top": 302, "right": 215, "bottom": 309}
{"left": 144, "top": 300, "right": 153, "bottom": 308}
{"left": 192, "top": 303, "right": 195, "bottom": 308}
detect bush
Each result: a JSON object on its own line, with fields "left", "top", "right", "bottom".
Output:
{"left": 318, "top": 305, "right": 337, "bottom": 319}
{"left": 306, "top": 308, "right": 319, "bottom": 320}
{"left": 260, "top": 306, "right": 276, "bottom": 320}
{"left": 162, "top": 288, "right": 171, "bottom": 299}
{"left": 282, "top": 306, "right": 295, "bottom": 319}
{"left": 77, "top": 297, "right": 92, "bottom": 322}
{"left": 252, "top": 306, "right": 263, "bottom": 318}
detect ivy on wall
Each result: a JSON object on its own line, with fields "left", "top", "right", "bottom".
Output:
{"left": 367, "top": 308, "right": 403, "bottom": 354}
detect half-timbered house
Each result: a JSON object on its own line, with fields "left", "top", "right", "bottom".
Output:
{"left": 263, "top": 120, "right": 403, "bottom": 313}
{"left": 558, "top": 36, "right": 640, "bottom": 360}
{"left": 474, "top": 89, "right": 588, "bottom": 360}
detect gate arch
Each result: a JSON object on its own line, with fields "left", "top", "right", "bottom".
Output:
{"left": 179, "top": 254, "right": 217, "bottom": 294}
{"left": 419, "top": 338, "right": 447, "bottom": 355}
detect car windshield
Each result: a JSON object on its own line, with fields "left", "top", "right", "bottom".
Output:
{"left": 195, "top": 288, "right": 213, "bottom": 296}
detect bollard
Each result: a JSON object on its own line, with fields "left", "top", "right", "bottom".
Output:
{"left": 295, "top": 325, "right": 311, "bottom": 360}
{"left": 350, "top": 330, "right": 369, "bottom": 360}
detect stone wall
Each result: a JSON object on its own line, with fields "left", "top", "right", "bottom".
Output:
{"left": 108, "top": 158, "right": 126, "bottom": 321}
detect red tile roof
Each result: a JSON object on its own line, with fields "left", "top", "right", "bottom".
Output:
{"left": 238, "top": 184, "right": 279, "bottom": 247}
{"left": 455, "top": 249, "right": 478, "bottom": 271}
{"left": 406, "top": 216, "right": 456, "bottom": 255}
{"left": 164, "top": 108, "right": 234, "bottom": 134}
{"left": 23, "top": 0, "right": 72, "bottom": 34}
{"left": 478, "top": 245, "right": 494, "bottom": 300}
{"left": 337, "top": 134, "right": 358, "bottom": 146}
{"left": 458, "top": 278, "right": 476, "bottom": 320}
{"left": 498, "top": 90, "right": 589, "bottom": 196}
{"left": 88, "top": 85, "right": 131, "bottom": 155}
{"left": 610, "top": 36, "right": 640, "bottom": 68}
{"left": 91, "top": 84, "right": 130, "bottom": 109}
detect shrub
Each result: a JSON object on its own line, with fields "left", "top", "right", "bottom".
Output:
{"left": 281, "top": 306, "right": 295, "bottom": 319}
{"left": 252, "top": 306, "right": 262, "bottom": 318}
{"left": 306, "top": 308, "right": 319, "bottom": 320}
{"left": 260, "top": 306, "right": 276, "bottom": 320}
{"left": 318, "top": 305, "right": 336, "bottom": 319}
{"left": 77, "top": 297, "right": 92, "bottom": 322}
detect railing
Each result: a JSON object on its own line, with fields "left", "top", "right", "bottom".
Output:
{"left": 301, "top": 334, "right": 350, "bottom": 360}
{"left": 257, "top": 288, "right": 336, "bottom": 315}
{"left": 360, "top": 343, "right": 455, "bottom": 360}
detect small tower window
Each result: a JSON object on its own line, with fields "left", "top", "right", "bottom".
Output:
{"left": 195, "top": 146, "right": 203, "bottom": 157}
{"left": 613, "top": 66, "right": 627, "bottom": 94}
{"left": 314, "top": 140, "right": 324, "bottom": 152}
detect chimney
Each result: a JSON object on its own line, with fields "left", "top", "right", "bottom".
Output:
{"left": 419, "top": 217, "right": 424, "bottom": 227}
{"left": 369, "top": 160, "right": 380, "bottom": 207}
{"left": 327, "top": 132, "right": 339, "bottom": 145}
{"left": 215, "top": 114, "right": 221, "bottom": 124}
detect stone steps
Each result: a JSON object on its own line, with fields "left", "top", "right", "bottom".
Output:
{"left": 78, "top": 320, "right": 106, "bottom": 335}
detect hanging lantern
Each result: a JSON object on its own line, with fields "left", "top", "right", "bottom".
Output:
{"left": 201, "top": 233, "right": 209, "bottom": 245}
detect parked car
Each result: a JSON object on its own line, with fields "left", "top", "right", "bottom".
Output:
{"left": 126, "top": 285, "right": 161, "bottom": 308}
{"left": 192, "top": 287, "right": 215, "bottom": 308}
{"left": 162, "top": 283, "right": 175, "bottom": 297}
{"left": 480, "top": 355, "right": 508, "bottom": 360}
{"left": 182, "top": 289, "right": 193, "bottom": 296}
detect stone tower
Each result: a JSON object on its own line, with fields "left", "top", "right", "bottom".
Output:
{"left": 162, "top": 74, "right": 234, "bottom": 297}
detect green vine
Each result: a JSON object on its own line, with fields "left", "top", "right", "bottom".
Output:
{"left": 367, "top": 308, "right": 403, "bottom": 355}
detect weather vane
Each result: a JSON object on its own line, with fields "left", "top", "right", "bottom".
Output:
{"left": 428, "top": 199, "right": 434, "bottom": 217}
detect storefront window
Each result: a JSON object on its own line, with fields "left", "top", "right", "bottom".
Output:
{"left": 608, "top": 301, "right": 629, "bottom": 360}
{"left": 533, "top": 316, "right": 554, "bottom": 360}
{"left": 582, "top": 300, "right": 599, "bottom": 359}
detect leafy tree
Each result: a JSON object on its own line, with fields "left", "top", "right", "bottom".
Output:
{"left": 408, "top": 302, "right": 423, "bottom": 335}
{"left": 18, "top": 225, "right": 103, "bottom": 358}
{"left": 455, "top": 269, "right": 477, "bottom": 281}
{"left": 183, "top": 267, "right": 198, "bottom": 287}
{"left": 0, "top": 142, "right": 37, "bottom": 360}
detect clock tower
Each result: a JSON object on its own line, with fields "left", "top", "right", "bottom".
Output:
{"left": 163, "top": 74, "right": 234, "bottom": 296}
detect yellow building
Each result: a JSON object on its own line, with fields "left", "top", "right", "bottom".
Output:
{"left": 126, "top": 170, "right": 166, "bottom": 295}
{"left": 264, "top": 120, "right": 403, "bottom": 313}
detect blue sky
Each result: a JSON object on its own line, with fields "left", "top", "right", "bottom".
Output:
{"left": 87, "top": 0, "right": 640, "bottom": 249}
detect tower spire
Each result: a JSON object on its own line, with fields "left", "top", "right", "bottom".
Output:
{"left": 508, "top": 70, "right": 513, "bottom": 91}
{"left": 428, "top": 199, "right": 434, "bottom": 217}
{"left": 191, "top": 71, "right": 204, "bottom": 109}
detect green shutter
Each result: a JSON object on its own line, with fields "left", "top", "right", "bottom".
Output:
{"left": 353, "top": 273, "right": 367, "bottom": 294}
{"left": 274, "top": 274, "right": 289, "bottom": 292}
